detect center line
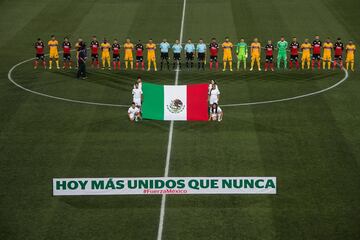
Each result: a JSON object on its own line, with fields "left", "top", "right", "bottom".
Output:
{"left": 156, "top": 0, "right": 187, "bottom": 239}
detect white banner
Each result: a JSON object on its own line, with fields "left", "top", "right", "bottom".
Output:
{"left": 53, "top": 177, "right": 276, "bottom": 196}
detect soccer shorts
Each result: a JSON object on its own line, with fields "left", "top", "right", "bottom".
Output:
{"left": 302, "top": 54, "right": 311, "bottom": 62}
{"left": 223, "top": 53, "right": 232, "bottom": 61}
{"left": 322, "top": 53, "right": 331, "bottom": 61}
{"left": 161, "top": 52, "right": 169, "bottom": 60}
{"left": 312, "top": 54, "right": 321, "bottom": 60}
{"left": 334, "top": 55, "right": 342, "bottom": 61}
{"left": 147, "top": 53, "right": 156, "bottom": 61}
{"left": 63, "top": 53, "right": 71, "bottom": 61}
{"left": 49, "top": 50, "right": 59, "bottom": 59}
{"left": 102, "top": 52, "right": 110, "bottom": 60}
{"left": 237, "top": 54, "right": 246, "bottom": 62}
{"left": 251, "top": 54, "right": 260, "bottom": 61}
{"left": 290, "top": 55, "right": 299, "bottom": 61}
{"left": 186, "top": 52, "right": 194, "bottom": 61}
{"left": 346, "top": 55, "right": 354, "bottom": 63}
{"left": 91, "top": 53, "right": 99, "bottom": 60}
{"left": 210, "top": 55, "right": 218, "bottom": 62}
{"left": 265, "top": 56, "right": 273, "bottom": 63}
{"left": 124, "top": 52, "right": 133, "bottom": 61}
{"left": 198, "top": 53, "right": 205, "bottom": 61}
{"left": 136, "top": 56, "right": 143, "bottom": 62}
{"left": 173, "top": 53, "right": 181, "bottom": 61}
{"left": 133, "top": 98, "right": 141, "bottom": 106}
{"left": 277, "top": 53, "right": 287, "bottom": 61}
{"left": 36, "top": 54, "right": 45, "bottom": 60}
{"left": 113, "top": 54, "right": 120, "bottom": 61}
{"left": 209, "top": 97, "right": 218, "bottom": 105}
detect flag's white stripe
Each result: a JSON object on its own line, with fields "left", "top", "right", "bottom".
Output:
{"left": 157, "top": 0, "right": 187, "bottom": 239}
{"left": 163, "top": 85, "right": 187, "bottom": 120}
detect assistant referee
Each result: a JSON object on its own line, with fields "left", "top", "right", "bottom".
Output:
{"left": 77, "top": 41, "right": 87, "bottom": 79}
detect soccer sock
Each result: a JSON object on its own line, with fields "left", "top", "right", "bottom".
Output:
{"left": 136, "top": 62, "right": 139, "bottom": 69}
{"left": 118, "top": 62, "right": 121, "bottom": 69}
{"left": 257, "top": 60, "right": 261, "bottom": 69}
{"left": 96, "top": 60, "right": 99, "bottom": 68}
{"left": 302, "top": 61, "right": 305, "bottom": 69}
{"left": 351, "top": 63, "right": 354, "bottom": 71}
{"left": 346, "top": 62, "right": 349, "bottom": 70}
{"left": 107, "top": 59, "right": 111, "bottom": 67}
{"left": 113, "top": 62, "right": 116, "bottom": 69}
{"left": 125, "top": 61, "right": 128, "bottom": 69}
{"left": 277, "top": 60, "right": 280, "bottom": 69}
{"left": 209, "top": 62, "right": 213, "bottom": 70}
{"left": 340, "top": 60, "right": 343, "bottom": 68}
{"left": 237, "top": 61, "right": 240, "bottom": 70}
{"left": 186, "top": 61, "right": 189, "bottom": 69}
{"left": 142, "top": 62, "right": 145, "bottom": 69}
{"left": 328, "top": 61, "right": 331, "bottom": 69}
{"left": 229, "top": 61, "right": 232, "bottom": 70}
{"left": 307, "top": 61, "right": 310, "bottom": 69}
{"left": 296, "top": 61, "right": 299, "bottom": 69}
{"left": 323, "top": 61, "right": 326, "bottom": 69}
{"left": 202, "top": 62, "right": 205, "bottom": 69}
{"left": 34, "top": 61, "right": 38, "bottom": 68}
{"left": 265, "top": 62, "right": 268, "bottom": 70}
{"left": 251, "top": 60, "right": 254, "bottom": 69}
{"left": 318, "top": 61, "right": 321, "bottom": 69}
{"left": 223, "top": 62, "right": 227, "bottom": 70}
{"left": 271, "top": 63, "right": 274, "bottom": 69}
{"left": 216, "top": 62, "right": 219, "bottom": 70}
{"left": 56, "top": 60, "right": 59, "bottom": 68}
{"left": 130, "top": 61, "right": 133, "bottom": 69}
{"left": 312, "top": 60, "right": 315, "bottom": 69}
{"left": 244, "top": 61, "right": 246, "bottom": 70}
{"left": 153, "top": 61, "right": 157, "bottom": 70}
{"left": 49, "top": 61, "right": 52, "bottom": 68}
{"left": 289, "top": 61, "right": 293, "bottom": 69}
{"left": 284, "top": 60, "right": 287, "bottom": 69}
{"left": 333, "top": 60, "right": 337, "bottom": 69}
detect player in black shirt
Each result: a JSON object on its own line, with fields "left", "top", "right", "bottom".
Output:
{"left": 135, "top": 40, "right": 145, "bottom": 70}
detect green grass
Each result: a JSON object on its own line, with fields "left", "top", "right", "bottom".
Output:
{"left": 1, "top": 0, "right": 360, "bottom": 239}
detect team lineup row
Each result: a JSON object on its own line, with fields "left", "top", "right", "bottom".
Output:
{"left": 34, "top": 35, "right": 357, "bottom": 72}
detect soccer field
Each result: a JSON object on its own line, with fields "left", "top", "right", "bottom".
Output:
{"left": 1, "top": 0, "right": 360, "bottom": 239}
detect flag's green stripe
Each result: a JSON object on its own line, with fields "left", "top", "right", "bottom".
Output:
{"left": 142, "top": 83, "right": 164, "bottom": 120}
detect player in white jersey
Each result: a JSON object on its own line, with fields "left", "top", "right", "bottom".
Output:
{"left": 208, "top": 79, "right": 219, "bottom": 93}
{"left": 133, "top": 76, "right": 142, "bottom": 90}
{"left": 132, "top": 82, "right": 143, "bottom": 107}
{"left": 209, "top": 103, "right": 223, "bottom": 122}
{"left": 208, "top": 83, "right": 220, "bottom": 105}
{"left": 128, "top": 102, "right": 141, "bottom": 121}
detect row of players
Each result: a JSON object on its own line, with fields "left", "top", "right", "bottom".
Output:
{"left": 34, "top": 35, "right": 357, "bottom": 72}
{"left": 128, "top": 78, "right": 223, "bottom": 122}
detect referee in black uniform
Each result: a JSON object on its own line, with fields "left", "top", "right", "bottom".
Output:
{"left": 77, "top": 41, "right": 87, "bottom": 79}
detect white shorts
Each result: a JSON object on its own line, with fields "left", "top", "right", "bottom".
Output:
{"left": 129, "top": 114, "right": 136, "bottom": 121}
{"left": 209, "top": 97, "right": 218, "bottom": 105}
{"left": 133, "top": 98, "right": 141, "bottom": 106}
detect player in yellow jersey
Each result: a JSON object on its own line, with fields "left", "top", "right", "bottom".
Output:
{"left": 48, "top": 35, "right": 60, "bottom": 69}
{"left": 75, "top": 38, "right": 82, "bottom": 69}
{"left": 101, "top": 39, "right": 111, "bottom": 70}
{"left": 222, "top": 37, "right": 233, "bottom": 71}
{"left": 124, "top": 38, "right": 134, "bottom": 70}
{"left": 346, "top": 40, "right": 356, "bottom": 71}
{"left": 301, "top": 39, "right": 312, "bottom": 69}
{"left": 146, "top": 39, "right": 157, "bottom": 71}
{"left": 250, "top": 38, "right": 261, "bottom": 71}
{"left": 322, "top": 38, "right": 333, "bottom": 69}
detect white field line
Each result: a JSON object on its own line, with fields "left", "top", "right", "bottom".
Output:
{"left": 156, "top": 1, "right": 187, "bottom": 240}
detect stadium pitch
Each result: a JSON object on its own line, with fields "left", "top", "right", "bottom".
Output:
{"left": 1, "top": 0, "right": 360, "bottom": 239}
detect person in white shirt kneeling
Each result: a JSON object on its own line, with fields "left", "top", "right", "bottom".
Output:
{"left": 209, "top": 103, "right": 223, "bottom": 122}
{"left": 128, "top": 102, "right": 141, "bottom": 122}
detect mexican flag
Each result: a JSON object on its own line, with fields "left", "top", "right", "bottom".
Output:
{"left": 142, "top": 82, "right": 209, "bottom": 121}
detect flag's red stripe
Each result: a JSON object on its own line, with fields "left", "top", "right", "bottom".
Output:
{"left": 187, "top": 84, "right": 209, "bottom": 121}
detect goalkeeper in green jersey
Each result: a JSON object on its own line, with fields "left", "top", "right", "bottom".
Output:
{"left": 277, "top": 36, "right": 288, "bottom": 69}
{"left": 235, "top": 38, "right": 248, "bottom": 70}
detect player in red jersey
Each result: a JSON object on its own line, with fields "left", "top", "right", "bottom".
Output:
{"left": 333, "top": 37, "right": 344, "bottom": 69}
{"left": 312, "top": 35, "right": 322, "bottom": 69}
{"left": 264, "top": 40, "right": 275, "bottom": 71}
{"left": 34, "top": 38, "right": 46, "bottom": 69}
{"left": 112, "top": 39, "right": 121, "bottom": 70}
{"left": 62, "top": 37, "right": 72, "bottom": 69}
{"left": 209, "top": 38, "right": 219, "bottom": 70}
{"left": 135, "top": 40, "right": 145, "bottom": 70}
{"left": 289, "top": 37, "right": 300, "bottom": 69}
{"left": 90, "top": 35, "right": 100, "bottom": 68}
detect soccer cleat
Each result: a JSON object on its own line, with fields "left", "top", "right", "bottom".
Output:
{"left": 102, "top": 67, "right": 105, "bottom": 70}
{"left": 69, "top": 66, "right": 72, "bottom": 69}
{"left": 222, "top": 69, "right": 226, "bottom": 72}
{"left": 147, "top": 68, "right": 150, "bottom": 71}
{"left": 258, "top": 68, "right": 261, "bottom": 71}
{"left": 271, "top": 68, "right": 274, "bottom": 71}
{"left": 265, "top": 68, "right": 268, "bottom": 72}
{"left": 250, "top": 68, "right": 253, "bottom": 71}
{"left": 108, "top": 67, "right": 111, "bottom": 70}
{"left": 230, "top": 69, "right": 233, "bottom": 72}
{"left": 49, "top": 66, "right": 52, "bottom": 70}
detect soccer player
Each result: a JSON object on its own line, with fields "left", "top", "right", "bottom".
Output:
{"left": 209, "top": 103, "right": 223, "bottom": 122}
{"left": 301, "top": 39, "right": 312, "bottom": 69}
{"left": 209, "top": 84, "right": 220, "bottom": 105}
{"left": 135, "top": 40, "right": 145, "bottom": 70}
{"left": 172, "top": 40, "right": 183, "bottom": 70}
{"left": 75, "top": 38, "right": 82, "bottom": 69}
{"left": 146, "top": 39, "right": 157, "bottom": 71}
{"left": 322, "top": 38, "right": 333, "bottom": 70}
{"left": 77, "top": 41, "right": 87, "bottom": 79}
{"left": 160, "top": 39, "right": 171, "bottom": 70}
{"left": 333, "top": 38, "right": 344, "bottom": 69}
{"left": 312, "top": 36, "right": 322, "bottom": 69}
{"left": 90, "top": 36, "right": 100, "bottom": 68}
{"left": 277, "top": 36, "right": 288, "bottom": 69}
{"left": 289, "top": 37, "right": 300, "bottom": 70}
{"left": 222, "top": 37, "right": 233, "bottom": 71}
{"left": 196, "top": 39, "right": 206, "bottom": 70}
{"left": 62, "top": 37, "right": 72, "bottom": 69}
{"left": 48, "top": 35, "right": 60, "bottom": 69}
{"left": 124, "top": 38, "right": 134, "bottom": 70}
{"left": 112, "top": 39, "right": 121, "bottom": 70}
{"left": 34, "top": 38, "right": 46, "bottom": 69}
{"left": 209, "top": 38, "right": 219, "bottom": 70}
{"left": 128, "top": 102, "right": 141, "bottom": 122}
{"left": 134, "top": 76, "right": 142, "bottom": 90}
{"left": 345, "top": 40, "right": 356, "bottom": 71}
{"left": 101, "top": 39, "right": 111, "bottom": 70}
{"left": 235, "top": 38, "right": 247, "bottom": 70}
{"left": 250, "top": 38, "right": 261, "bottom": 71}
{"left": 132, "top": 82, "right": 143, "bottom": 108}
{"left": 264, "top": 40, "right": 275, "bottom": 71}
{"left": 184, "top": 39, "right": 195, "bottom": 70}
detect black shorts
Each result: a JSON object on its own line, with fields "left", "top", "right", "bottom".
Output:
{"left": 198, "top": 53, "right": 205, "bottom": 61}
{"left": 36, "top": 54, "right": 45, "bottom": 60}
{"left": 312, "top": 54, "right": 321, "bottom": 60}
{"left": 173, "top": 53, "right": 181, "bottom": 60}
{"left": 136, "top": 56, "right": 143, "bottom": 62}
{"left": 265, "top": 56, "right": 273, "bottom": 62}
{"left": 161, "top": 52, "right": 169, "bottom": 60}
{"left": 210, "top": 55, "right": 218, "bottom": 62}
{"left": 63, "top": 53, "right": 71, "bottom": 61}
{"left": 290, "top": 55, "right": 298, "bottom": 61}
{"left": 186, "top": 52, "right": 194, "bottom": 60}
{"left": 113, "top": 54, "right": 120, "bottom": 61}
{"left": 91, "top": 53, "right": 99, "bottom": 60}
{"left": 334, "top": 55, "right": 342, "bottom": 60}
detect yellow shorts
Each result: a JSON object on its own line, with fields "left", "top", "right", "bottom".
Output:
{"left": 251, "top": 55, "right": 260, "bottom": 61}
{"left": 322, "top": 54, "right": 331, "bottom": 61}
{"left": 124, "top": 52, "right": 133, "bottom": 61}
{"left": 147, "top": 53, "right": 156, "bottom": 61}
{"left": 223, "top": 53, "right": 232, "bottom": 61}
{"left": 346, "top": 56, "right": 354, "bottom": 63}
{"left": 49, "top": 51, "right": 59, "bottom": 59}
{"left": 302, "top": 54, "right": 311, "bottom": 62}
{"left": 102, "top": 52, "right": 110, "bottom": 59}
